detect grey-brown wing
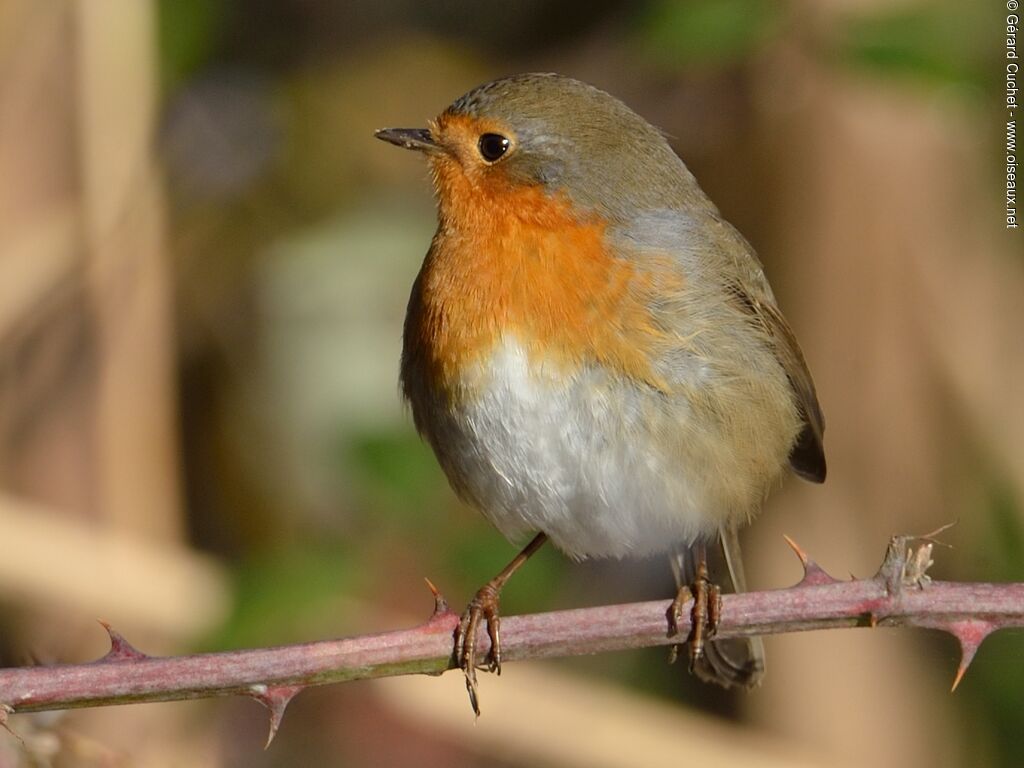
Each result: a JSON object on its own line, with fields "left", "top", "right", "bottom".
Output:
{"left": 697, "top": 212, "right": 825, "bottom": 481}
{"left": 625, "top": 209, "right": 826, "bottom": 480}
{"left": 748, "top": 293, "right": 826, "bottom": 482}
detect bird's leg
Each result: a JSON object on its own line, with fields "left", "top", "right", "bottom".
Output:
{"left": 667, "top": 542, "right": 722, "bottom": 669}
{"left": 455, "top": 532, "right": 547, "bottom": 715}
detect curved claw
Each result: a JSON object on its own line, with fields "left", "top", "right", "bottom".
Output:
{"left": 456, "top": 606, "right": 481, "bottom": 715}
{"left": 487, "top": 613, "right": 502, "bottom": 674}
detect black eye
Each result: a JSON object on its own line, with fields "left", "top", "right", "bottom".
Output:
{"left": 478, "top": 133, "right": 510, "bottom": 162}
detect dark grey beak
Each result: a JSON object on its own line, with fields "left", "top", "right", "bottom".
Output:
{"left": 374, "top": 127, "right": 440, "bottom": 153}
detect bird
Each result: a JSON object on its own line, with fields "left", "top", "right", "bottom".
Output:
{"left": 375, "top": 73, "right": 825, "bottom": 714}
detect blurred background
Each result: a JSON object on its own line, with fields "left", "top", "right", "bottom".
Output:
{"left": 0, "top": 0, "right": 1020, "bottom": 765}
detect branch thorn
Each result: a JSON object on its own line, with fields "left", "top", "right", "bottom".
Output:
{"left": 424, "top": 577, "right": 450, "bottom": 617}
{"left": 97, "top": 621, "right": 148, "bottom": 662}
{"left": 782, "top": 534, "right": 837, "bottom": 586}
{"left": 249, "top": 684, "right": 303, "bottom": 749}
{"left": 947, "top": 620, "right": 994, "bottom": 692}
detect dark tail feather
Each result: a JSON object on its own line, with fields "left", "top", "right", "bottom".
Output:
{"left": 674, "top": 527, "right": 765, "bottom": 689}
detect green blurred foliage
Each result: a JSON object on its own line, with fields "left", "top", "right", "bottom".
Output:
{"left": 210, "top": 542, "right": 368, "bottom": 650}
{"left": 835, "top": 2, "right": 987, "bottom": 89}
{"left": 634, "top": 0, "right": 988, "bottom": 92}
{"left": 347, "top": 431, "right": 442, "bottom": 517}
{"left": 635, "top": 0, "right": 783, "bottom": 68}
{"left": 982, "top": 482, "right": 1024, "bottom": 583}
{"left": 158, "top": 0, "right": 226, "bottom": 93}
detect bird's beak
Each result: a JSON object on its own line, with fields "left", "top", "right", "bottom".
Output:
{"left": 374, "top": 127, "right": 442, "bottom": 154}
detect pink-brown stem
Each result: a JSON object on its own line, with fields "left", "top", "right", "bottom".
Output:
{"left": 0, "top": 536, "right": 1020, "bottom": 741}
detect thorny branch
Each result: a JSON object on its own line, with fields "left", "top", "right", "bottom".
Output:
{"left": 1, "top": 534, "right": 1022, "bottom": 747}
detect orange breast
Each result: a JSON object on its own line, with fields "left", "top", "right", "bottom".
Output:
{"left": 404, "top": 157, "right": 679, "bottom": 402}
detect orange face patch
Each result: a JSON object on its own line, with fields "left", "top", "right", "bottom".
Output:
{"left": 404, "top": 114, "right": 678, "bottom": 400}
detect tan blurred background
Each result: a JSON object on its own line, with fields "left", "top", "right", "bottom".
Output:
{"left": 0, "top": 0, "right": 1020, "bottom": 766}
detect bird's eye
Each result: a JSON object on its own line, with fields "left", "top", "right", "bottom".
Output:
{"left": 478, "top": 133, "right": 510, "bottom": 162}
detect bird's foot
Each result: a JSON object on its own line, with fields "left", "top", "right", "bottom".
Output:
{"left": 454, "top": 581, "right": 503, "bottom": 716}
{"left": 667, "top": 564, "right": 722, "bottom": 668}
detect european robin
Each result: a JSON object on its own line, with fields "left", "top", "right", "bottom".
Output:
{"left": 376, "top": 73, "right": 825, "bottom": 713}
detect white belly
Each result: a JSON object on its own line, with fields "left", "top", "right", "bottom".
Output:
{"left": 427, "top": 338, "right": 747, "bottom": 559}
